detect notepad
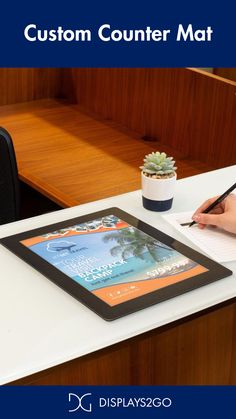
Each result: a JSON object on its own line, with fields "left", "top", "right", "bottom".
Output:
{"left": 163, "top": 211, "right": 236, "bottom": 262}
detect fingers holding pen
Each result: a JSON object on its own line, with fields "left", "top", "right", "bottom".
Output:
{"left": 191, "top": 193, "right": 236, "bottom": 234}
{"left": 192, "top": 212, "right": 224, "bottom": 228}
{"left": 192, "top": 196, "right": 221, "bottom": 218}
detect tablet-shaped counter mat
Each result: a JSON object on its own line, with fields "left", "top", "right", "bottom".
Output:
{"left": 20, "top": 214, "right": 208, "bottom": 307}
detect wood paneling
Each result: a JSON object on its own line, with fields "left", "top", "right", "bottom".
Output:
{"left": 1, "top": 68, "right": 235, "bottom": 169}
{"left": 214, "top": 68, "right": 236, "bottom": 83}
{"left": 0, "top": 99, "right": 212, "bottom": 207}
{"left": 0, "top": 68, "right": 62, "bottom": 105}
{"left": 62, "top": 68, "right": 236, "bottom": 168}
{"left": 10, "top": 300, "right": 236, "bottom": 385}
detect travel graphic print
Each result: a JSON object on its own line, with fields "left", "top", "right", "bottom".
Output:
{"left": 21, "top": 216, "right": 208, "bottom": 306}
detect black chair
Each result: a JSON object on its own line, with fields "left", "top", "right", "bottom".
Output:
{"left": 0, "top": 127, "right": 20, "bottom": 225}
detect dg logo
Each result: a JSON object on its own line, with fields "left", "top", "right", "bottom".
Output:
{"left": 68, "top": 393, "right": 92, "bottom": 413}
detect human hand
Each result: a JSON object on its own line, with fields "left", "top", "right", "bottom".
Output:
{"left": 192, "top": 194, "right": 236, "bottom": 234}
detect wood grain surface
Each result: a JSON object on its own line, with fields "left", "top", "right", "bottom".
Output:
{"left": 214, "top": 68, "right": 236, "bottom": 83}
{"left": 0, "top": 68, "right": 62, "bottom": 105}
{"left": 62, "top": 68, "right": 236, "bottom": 168}
{"left": 0, "top": 99, "right": 212, "bottom": 207}
{"left": 9, "top": 300, "right": 236, "bottom": 385}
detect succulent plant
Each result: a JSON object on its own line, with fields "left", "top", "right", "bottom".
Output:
{"left": 140, "top": 151, "right": 177, "bottom": 176}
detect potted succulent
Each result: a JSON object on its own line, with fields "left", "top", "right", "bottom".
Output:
{"left": 140, "top": 151, "right": 177, "bottom": 211}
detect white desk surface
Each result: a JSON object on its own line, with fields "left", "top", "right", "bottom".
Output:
{"left": 0, "top": 165, "right": 236, "bottom": 385}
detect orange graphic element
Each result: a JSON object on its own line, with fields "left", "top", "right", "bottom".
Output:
{"left": 20, "top": 221, "right": 129, "bottom": 247}
{"left": 93, "top": 265, "right": 208, "bottom": 306}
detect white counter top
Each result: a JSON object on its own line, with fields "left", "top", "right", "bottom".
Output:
{"left": 0, "top": 165, "right": 236, "bottom": 385}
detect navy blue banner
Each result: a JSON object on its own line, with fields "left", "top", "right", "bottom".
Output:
{"left": 0, "top": 0, "right": 235, "bottom": 66}
{"left": 0, "top": 386, "right": 235, "bottom": 419}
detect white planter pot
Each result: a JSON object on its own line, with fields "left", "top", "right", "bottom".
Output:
{"left": 141, "top": 172, "right": 177, "bottom": 211}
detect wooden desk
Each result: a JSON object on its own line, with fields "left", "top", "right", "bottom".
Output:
{"left": 0, "top": 99, "right": 212, "bottom": 207}
{"left": 0, "top": 166, "right": 236, "bottom": 385}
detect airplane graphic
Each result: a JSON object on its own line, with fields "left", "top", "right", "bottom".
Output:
{"left": 47, "top": 241, "right": 77, "bottom": 253}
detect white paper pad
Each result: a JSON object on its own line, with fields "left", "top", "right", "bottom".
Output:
{"left": 163, "top": 211, "right": 236, "bottom": 262}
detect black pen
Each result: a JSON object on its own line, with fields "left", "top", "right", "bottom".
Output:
{"left": 189, "top": 181, "right": 236, "bottom": 228}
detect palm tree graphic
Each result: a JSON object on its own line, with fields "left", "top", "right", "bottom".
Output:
{"left": 103, "top": 227, "right": 173, "bottom": 262}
